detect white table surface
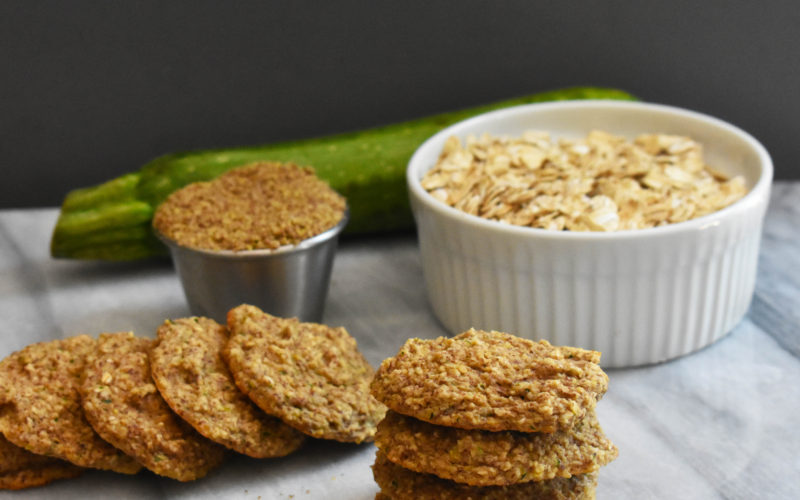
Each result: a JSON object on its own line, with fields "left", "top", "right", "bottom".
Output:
{"left": 1, "top": 182, "right": 798, "bottom": 499}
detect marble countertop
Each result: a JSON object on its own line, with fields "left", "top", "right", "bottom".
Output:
{"left": 1, "top": 182, "right": 798, "bottom": 499}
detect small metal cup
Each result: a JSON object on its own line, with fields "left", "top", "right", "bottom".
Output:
{"left": 157, "top": 211, "right": 348, "bottom": 323}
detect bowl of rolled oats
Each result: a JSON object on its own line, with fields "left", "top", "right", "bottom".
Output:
{"left": 407, "top": 100, "right": 772, "bottom": 367}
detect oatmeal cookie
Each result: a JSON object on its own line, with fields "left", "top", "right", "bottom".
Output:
{"left": 372, "top": 450, "right": 597, "bottom": 500}
{"left": 0, "top": 434, "right": 83, "bottom": 490}
{"left": 370, "top": 329, "right": 608, "bottom": 433}
{"left": 80, "top": 332, "right": 226, "bottom": 481}
{"left": 375, "top": 410, "right": 617, "bottom": 486}
{"left": 0, "top": 336, "right": 141, "bottom": 473}
{"left": 151, "top": 317, "right": 306, "bottom": 458}
{"left": 224, "top": 304, "right": 385, "bottom": 443}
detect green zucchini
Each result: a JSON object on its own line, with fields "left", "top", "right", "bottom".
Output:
{"left": 51, "top": 87, "right": 636, "bottom": 260}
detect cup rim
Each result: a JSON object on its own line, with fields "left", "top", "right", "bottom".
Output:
{"left": 155, "top": 208, "right": 349, "bottom": 259}
{"left": 407, "top": 100, "right": 773, "bottom": 242}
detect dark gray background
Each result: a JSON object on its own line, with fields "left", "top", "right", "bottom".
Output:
{"left": 1, "top": 1, "right": 798, "bottom": 209}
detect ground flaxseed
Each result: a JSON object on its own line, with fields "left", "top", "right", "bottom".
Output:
{"left": 153, "top": 162, "right": 346, "bottom": 251}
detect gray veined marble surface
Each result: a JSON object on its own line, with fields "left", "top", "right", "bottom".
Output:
{"left": 0, "top": 182, "right": 798, "bottom": 499}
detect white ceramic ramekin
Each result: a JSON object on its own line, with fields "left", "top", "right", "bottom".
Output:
{"left": 407, "top": 101, "right": 772, "bottom": 367}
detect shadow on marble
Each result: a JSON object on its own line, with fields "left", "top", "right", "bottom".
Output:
{"left": 48, "top": 257, "right": 174, "bottom": 288}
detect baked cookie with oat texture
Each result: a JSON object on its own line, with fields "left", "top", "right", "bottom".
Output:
{"left": 371, "top": 329, "right": 608, "bottom": 433}
{"left": 0, "top": 434, "right": 83, "bottom": 490}
{"left": 151, "top": 317, "right": 305, "bottom": 458}
{"left": 0, "top": 335, "right": 140, "bottom": 474}
{"left": 372, "top": 450, "right": 598, "bottom": 500}
{"left": 224, "top": 304, "right": 385, "bottom": 443}
{"left": 375, "top": 410, "right": 617, "bottom": 486}
{"left": 80, "top": 332, "right": 226, "bottom": 481}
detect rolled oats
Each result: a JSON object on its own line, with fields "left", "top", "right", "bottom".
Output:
{"left": 421, "top": 131, "right": 747, "bottom": 231}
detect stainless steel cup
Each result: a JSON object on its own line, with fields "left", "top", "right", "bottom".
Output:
{"left": 157, "top": 212, "right": 348, "bottom": 323}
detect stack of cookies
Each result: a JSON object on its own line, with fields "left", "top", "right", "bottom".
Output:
{"left": 0, "top": 304, "right": 384, "bottom": 490}
{"left": 369, "top": 328, "right": 618, "bottom": 499}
